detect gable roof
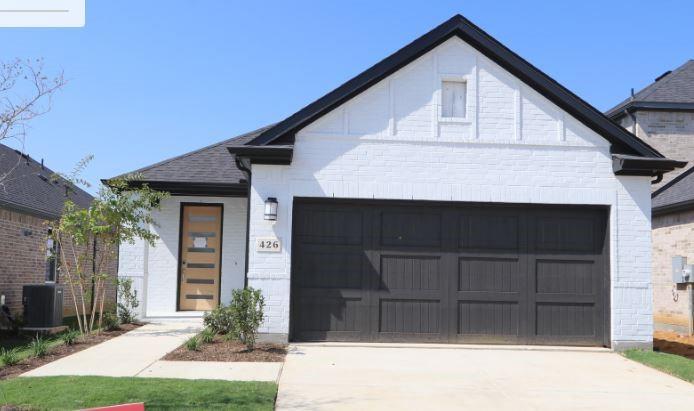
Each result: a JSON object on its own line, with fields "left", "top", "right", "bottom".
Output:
{"left": 245, "top": 14, "right": 663, "bottom": 159}
{"left": 607, "top": 60, "right": 694, "bottom": 120}
{"left": 652, "top": 164, "right": 694, "bottom": 215}
{"left": 0, "top": 144, "right": 93, "bottom": 220}
{"left": 109, "top": 125, "right": 272, "bottom": 196}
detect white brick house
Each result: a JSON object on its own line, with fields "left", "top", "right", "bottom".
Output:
{"left": 113, "top": 15, "right": 684, "bottom": 349}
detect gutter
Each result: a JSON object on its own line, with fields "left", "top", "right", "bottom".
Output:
{"left": 612, "top": 154, "right": 686, "bottom": 177}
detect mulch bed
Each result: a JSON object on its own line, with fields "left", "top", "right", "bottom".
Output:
{"left": 0, "top": 323, "right": 141, "bottom": 380}
{"left": 164, "top": 336, "right": 286, "bottom": 362}
{"left": 654, "top": 330, "right": 694, "bottom": 360}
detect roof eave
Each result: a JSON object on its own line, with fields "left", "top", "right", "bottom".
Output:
{"left": 103, "top": 179, "right": 249, "bottom": 197}
{"left": 608, "top": 101, "right": 694, "bottom": 120}
{"left": 653, "top": 199, "right": 694, "bottom": 217}
{"left": 227, "top": 146, "right": 294, "bottom": 165}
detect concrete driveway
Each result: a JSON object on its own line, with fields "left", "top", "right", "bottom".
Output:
{"left": 277, "top": 343, "right": 694, "bottom": 410}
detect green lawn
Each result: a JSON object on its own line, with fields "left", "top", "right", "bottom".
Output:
{"left": 624, "top": 349, "right": 694, "bottom": 383}
{"left": 0, "top": 376, "right": 277, "bottom": 410}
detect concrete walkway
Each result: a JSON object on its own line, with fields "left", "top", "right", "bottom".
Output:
{"left": 277, "top": 343, "right": 694, "bottom": 410}
{"left": 23, "top": 321, "right": 201, "bottom": 377}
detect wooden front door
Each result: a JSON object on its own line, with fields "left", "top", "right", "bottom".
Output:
{"left": 178, "top": 204, "right": 223, "bottom": 311}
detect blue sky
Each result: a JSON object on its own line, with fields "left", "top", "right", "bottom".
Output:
{"left": 1, "top": 1, "right": 692, "bottom": 192}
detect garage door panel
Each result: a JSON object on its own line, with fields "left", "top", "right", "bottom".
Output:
{"left": 459, "top": 257, "right": 522, "bottom": 293}
{"left": 534, "top": 214, "right": 602, "bottom": 254}
{"left": 380, "top": 255, "right": 440, "bottom": 291}
{"left": 295, "top": 208, "right": 364, "bottom": 245}
{"left": 459, "top": 213, "right": 520, "bottom": 251}
{"left": 458, "top": 301, "right": 520, "bottom": 336}
{"left": 296, "top": 251, "right": 366, "bottom": 289}
{"left": 536, "top": 303, "right": 596, "bottom": 337}
{"left": 294, "top": 296, "right": 367, "bottom": 341}
{"left": 378, "top": 299, "right": 441, "bottom": 334}
{"left": 535, "top": 260, "right": 594, "bottom": 295}
{"left": 380, "top": 211, "right": 442, "bottom": 247}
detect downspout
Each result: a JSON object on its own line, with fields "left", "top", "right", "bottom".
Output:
{"left": 235, "top": 156, "right": 252, "bottom": 289}
{"left": 689, "top": 283, "right": 694, "bottom": 335}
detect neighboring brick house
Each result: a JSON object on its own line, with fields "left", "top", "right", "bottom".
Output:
{"left": 607, "top": 61, "right": 694, "bottom": 335}
{"left": 114, "top": 15, "right": 684, "bottom": 350}
{"left": 0, "top": 144, "right": 117, "bottom": 322}
{"left": 606, "top": 60, "right": 694, "bottom": 189}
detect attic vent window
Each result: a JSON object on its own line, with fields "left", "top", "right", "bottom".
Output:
{"left": 441, "top": 80, "right": 467, "bottom": 119}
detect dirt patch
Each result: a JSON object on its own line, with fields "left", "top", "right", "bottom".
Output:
{"left": 0, "top": 323, "right": 141, "bottom": 380}
{"left": 654, "top": 330, "right": 694, "bottom": 360}
{"left": 164, "top": 336, "right": 286, "bottom": 362}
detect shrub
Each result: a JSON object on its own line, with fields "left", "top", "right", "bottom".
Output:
{"left": 30, "top": 335, "right": 49, "bottom": 358}
{"left": 117, "top": 278, "right": 139, "bottom": 324}
{"left": 0, "top": 347, "right": 20, "bottom": 366}
{"left": 102, "top": 312, "right": 120, "bottom": 331}
{"left": 200, "top": 328, "right": 216, "bottom": 344}
{"left": 228, "top": 287, "right": 265, "bottom": 350}
{"left": 61, "top": 329, "right": 81, "bottom": 346}
{"left": 185, "top": 336, "right": 201, "bottom": 351}
{"left": 203, "top": 305, "right": 234, "bottom": 335}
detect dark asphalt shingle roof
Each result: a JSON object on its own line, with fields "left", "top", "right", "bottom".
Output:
{"left": 606, "top": 60, "right": 694, "bottom": 117}
{"left": 652, "top": 165, "right": 694, "bottom": 211}
{"left": 116, "top": 125, "right": 273, "bottom": 184}
{"left": 0, "top": 144, "right": 93, "bottom": 220}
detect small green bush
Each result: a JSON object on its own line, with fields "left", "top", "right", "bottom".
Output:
{"left": 101, "top": 312, "right": 120, "bottom": 331}
{"left": 200, "top": 328, "right": 216, "bottom": 344}
{"left": 185, "top": 336, "right": 201, "bottom": 351}
{"left": 229, "top": 287, "right": 265, "bottom": 350}
{"left": 30, "top": 335, "right": 49, "bottom": 358}
{"left": 61, "top": 329, "right": 81, "bottom": 346}
{"left": 117, "top": 278, "right": 140, "bottom": 324}
{"left": 0, "top": 347, "right": 20, "bottom": 366}
{"left": 203, "top": 304, "right": 234, "bottom": 334}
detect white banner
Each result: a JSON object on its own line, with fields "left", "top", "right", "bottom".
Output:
{"left": 0, "top": 0, "right": 85, "bottom": 27}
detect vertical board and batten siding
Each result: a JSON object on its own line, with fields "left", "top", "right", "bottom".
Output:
{"left": 246, "top": 37, "right": 651, "bottom": 347}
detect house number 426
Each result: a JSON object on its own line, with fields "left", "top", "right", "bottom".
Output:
{"left": 256, "top": 237, "right": 281, "bottom": 252}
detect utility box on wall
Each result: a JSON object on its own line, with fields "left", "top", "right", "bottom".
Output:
{"left": 672, "top": 256, "right": 694, "bottom": 283}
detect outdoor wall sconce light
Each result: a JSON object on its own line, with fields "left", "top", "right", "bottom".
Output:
{"left": 264, "top": 197, "right": 278, "bottom": 221}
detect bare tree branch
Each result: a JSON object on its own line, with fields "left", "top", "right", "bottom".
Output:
{"left": 0, "top": 58, "right": 67, "bottom": 185}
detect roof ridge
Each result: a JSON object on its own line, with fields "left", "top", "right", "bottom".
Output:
{"left": 247, "top": 14, "right": 661, "bottom": 157}
{"left": 638, "top": 60, "right": 694, "bottom": 102}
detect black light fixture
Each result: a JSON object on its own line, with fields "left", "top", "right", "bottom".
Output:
{"left": 264, "top": 197, "right": 278, "bottom": 221}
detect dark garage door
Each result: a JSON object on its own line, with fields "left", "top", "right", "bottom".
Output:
{"left": 291, "top": 199, "right": 609, "bottom": 346}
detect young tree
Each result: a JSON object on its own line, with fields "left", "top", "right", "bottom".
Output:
{"left": 0, "top": 59, "right": 66, "bottom": 185}
{"left": 53, "top": 175, "right": 168, "bottom": 334}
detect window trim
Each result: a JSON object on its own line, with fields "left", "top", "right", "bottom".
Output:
{"left": 438, "top": 74, "right": 471, "bottom": 124}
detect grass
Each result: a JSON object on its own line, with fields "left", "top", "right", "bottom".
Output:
{"left": 624, "top": 349, "right": 694, "bottom": 383}
{"left": 0, "top": 376, "right": 277, "bottom": 410}
{"left": 0, "top": 336, "right": 64, "bottom": 367}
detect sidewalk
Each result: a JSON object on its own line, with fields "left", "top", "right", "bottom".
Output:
{"left": 23, "top": 321, "right": 201, "bottom": 377}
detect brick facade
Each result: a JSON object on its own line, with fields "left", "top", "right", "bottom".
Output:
{"left": 618, "top": 109, "right": 694, "bottom": 335}
{"left": 652, "top": 210, "right": 694, "bottom": 334}
{"left": 619, "top": 111, "right": 694, "bottom": 188}
{"left": 0, "top": 206, "right": 117, "bottom": 323}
